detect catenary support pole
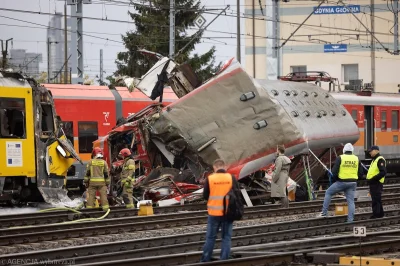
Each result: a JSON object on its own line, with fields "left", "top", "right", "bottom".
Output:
{"left": 47, "top": 38, "right": 50, "bottom": 83}
{"left": 169, "top": 0, "right": 175, "bottom": 59}
{"left": 237, "top": 0, "right": 241, "bottom": 63}
{"left": 64, "top": 2, "right": 68, "bottom": 84}
{"left": 252, "top": 0, "right": 256, "bottom": 78}
{"left": 371, "top": 0, "right": 376, "bottom": 91}
{"left": 394, "top": 0, "right": 399, "bottom": 54}
{"left": 100, "top": 49, "right": 103, "bottom": 84}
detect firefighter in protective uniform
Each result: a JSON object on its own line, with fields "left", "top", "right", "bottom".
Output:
{"left": 119, "top": 148, "right": 135, "bottom": 209}
{"left": 84, "top": 147, "right": 110, "bottom": 211}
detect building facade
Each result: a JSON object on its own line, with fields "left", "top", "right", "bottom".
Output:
{"left": 47, "top": 13, "right": 74, "bottom": 83}
{"left": 244, "top": 0, "right": 400, "bottom": 93}
{"left": 8, "top": 49, "right": 43, "bottom": 78}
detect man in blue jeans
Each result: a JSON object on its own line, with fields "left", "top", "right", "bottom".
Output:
{"left": 318, "top": 143, "right": 363, "bottom": 222}
{"left": 201, "top": 159, "right": 240, "bottom": 262}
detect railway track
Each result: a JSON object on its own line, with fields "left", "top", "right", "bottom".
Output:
{"left": 8, "top": 212, "right": 400, "bottom": 266}
{"left": 1, "top": 195, "right": 399, "bottom": 247}
{"left": 2, "top": 185, "right": 400, "bottom": 228}
{"left": 2, "top": 208, "right": 400, "bottom": 265}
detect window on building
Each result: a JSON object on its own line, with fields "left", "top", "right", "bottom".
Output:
{"left": 392, "top": 110, "right": 399, "bottom": 131}
{"left": 381, "top": 111, "right": 387, "bottom": 131}
{"left": 78, "top": 121, "right": 98, "bottom": 153}
{"left": 291, "top": 65, "right": 307, "bottom": 74}
{"left": 351, "top": 110, "right": 358, "bottom": 125}
{"left": 0, "top": 97, "right": 26, "bottom": 139}
{"left": 62, "top": 121, "right": 74, "bottom": 145}
{"left": 342, "top": 64, "right": 359, "bottom": 83}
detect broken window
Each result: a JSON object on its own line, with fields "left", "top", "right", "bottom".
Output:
{"left": 41, "top": 104, "right": 55, "bottom": 132}
{"left": 62, "top": 121, "right": 74, "bottom": 145}
{"left": 78, "top": 121, "right": 98, "bottom": 153}
{"left": 0, "top": 97, "right": 26, "bottom": 139}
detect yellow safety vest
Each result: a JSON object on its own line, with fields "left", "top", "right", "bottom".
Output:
{"left": 338, "top": 154, "right": 359, "bottom": 180}
{"left": 367, "top": 156, "right": 385, "bottom": 184}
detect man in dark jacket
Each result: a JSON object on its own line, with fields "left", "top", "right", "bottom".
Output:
{"left": 201, "top": 159, "right": 240, "bottom": 262}
{"left": 366, "top": 145, "right": 386, "bottom": 218}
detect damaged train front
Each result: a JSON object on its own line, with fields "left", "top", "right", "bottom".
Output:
{"left": 0, "top": 71, "right": 82, "bottom": 205}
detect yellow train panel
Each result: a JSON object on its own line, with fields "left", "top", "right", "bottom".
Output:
{"left": 0, "top": 86, "right": 36, "bottom": 177}
{"left": 47, "top": 135, "right": 77, "bottom": 177}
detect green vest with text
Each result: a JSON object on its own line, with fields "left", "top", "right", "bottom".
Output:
{"left": 338, "top": 154, "right": 359, "bottom": 179}
{"left": 367, "top": 156, "right": 385, "bottom": 184}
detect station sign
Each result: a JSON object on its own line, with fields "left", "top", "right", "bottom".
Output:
{"left": 324, "top": 44, "right": 347, "bottom": 53}
{"left": 314, "top": 5, "right": 361, "bottom": 15}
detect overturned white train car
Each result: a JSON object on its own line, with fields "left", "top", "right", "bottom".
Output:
{"left": 97, "top": 58, "right": 359, "bottom": 204}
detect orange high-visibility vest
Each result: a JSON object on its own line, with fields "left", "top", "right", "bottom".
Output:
{"left": 207, "top": 173, "right": 233, "bottom": 216}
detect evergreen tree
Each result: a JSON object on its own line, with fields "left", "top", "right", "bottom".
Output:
{"left": 114, "top": 0, "right": 220, "bottom": 83}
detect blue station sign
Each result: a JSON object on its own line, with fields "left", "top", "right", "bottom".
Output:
{"left": 324, "top": 44, "right": 348, "bottom": 53}
{"left": 314, "top": 5, "right": 361, "bottom": 15}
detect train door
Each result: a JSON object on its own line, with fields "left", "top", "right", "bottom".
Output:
{"left": 364, "top": 105, "right": 375, "bottom": 159}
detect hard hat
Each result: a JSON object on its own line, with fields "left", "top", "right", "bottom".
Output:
{"left": 119, "top": 148, "right": 131, "bottom": 157}
{"left": 92, "top": 147, "right": 103, "bottom": 157}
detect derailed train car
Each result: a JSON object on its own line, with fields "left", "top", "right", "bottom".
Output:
{"left": 0, "top": 71, "right": 82, "bottom": 204}
{"left": 94, "top": 58, "right": 359, "bottom": 204}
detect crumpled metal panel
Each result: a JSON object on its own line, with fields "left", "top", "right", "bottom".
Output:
{"left": 149, "top": 60, "right": 359, "bottom": 179}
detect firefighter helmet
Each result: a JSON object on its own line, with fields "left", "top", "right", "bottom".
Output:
{"left": 92, "top": 147, "right": 103, "bottom": 158}
{"left": 119, "top": 148, "right": 131, "bottom": 157}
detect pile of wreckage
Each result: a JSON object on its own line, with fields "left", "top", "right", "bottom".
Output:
{"left": 95, "top": 56, "right": 359, "bottom": 207}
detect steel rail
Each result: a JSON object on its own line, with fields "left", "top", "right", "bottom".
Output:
{"left": 53, "top": 230, "right": 400, "bottom": 266}
{"left": 2, "top": 196, "right": 399, "bottom": 246}
{"left": 2, "top": 187, "right": 400, "bottom": 228}
{"left": 3, "top": 208, "right": 400, "bottom": 264}
{"left": 32, "top": 212, "right": 400, "bottom": 265}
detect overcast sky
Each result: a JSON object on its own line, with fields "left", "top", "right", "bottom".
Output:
{"left": 0, "top": 0, "right": 245, "bottom": 82}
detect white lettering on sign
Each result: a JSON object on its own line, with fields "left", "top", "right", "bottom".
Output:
{"left": 314, "top": 5, "right": 360, "bottom": 15}
{"left": 6, "top": 141, "right": 23, "bottom": 167}
{"left": 103, "top": 112, "right": 110, "bottom": 126}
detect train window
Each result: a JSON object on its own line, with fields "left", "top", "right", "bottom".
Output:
{"left": 78, "top": 121, "right": 98, "bottom": 153}
{"left": 392, "top": 110, "right": 399, "bottom": 131}
{"left": 302, "top": 91, "right": 309, "bottom": 97}
{"left": 394, "top": 135, "right": 398, "bottom": 143}
{"left": 381, "top": 111, "right": 387, "bottom": 131}
{"left": 351, "top": 110, "right": 358, "bottom": 124}
{"left": 62, "top": 121, "right": 74, "bottom": 145}
{"left": 0, "top": 97, "right": 26, "bottom": 139}
{"left": 41, "top": 104, "right": 55, "bottom": 132}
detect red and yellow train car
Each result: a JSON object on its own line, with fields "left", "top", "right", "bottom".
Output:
{"left": 332, "top": 91, "right": 400, "bottom": 174}
{"left": 42, "top": 84, "right": 177, "bottom": 190}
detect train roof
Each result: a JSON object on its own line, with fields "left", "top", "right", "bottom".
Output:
{"left": 42, "top": 84, "right": 178, "bottom": 102}
{"left": 330, "top": 91, "right": 400, "bottom": 106}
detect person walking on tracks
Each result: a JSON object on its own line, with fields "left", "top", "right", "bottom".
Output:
{"left": 201, "top": 159, "right": 240, "bottom": 262}
{"left": 271, "top": 145, "right": 292, "bottom": 208}
{"left": 366, "top": 145, "right": 386, "bottom": 219}
{"left": 119, "top": 148, "right": 136, "bottom": 209}
{"left": 318, "top": 143, "right": 363, "bottom": 222}
{"left": 84, "top": 147, "right": 110, "bottom": 211}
